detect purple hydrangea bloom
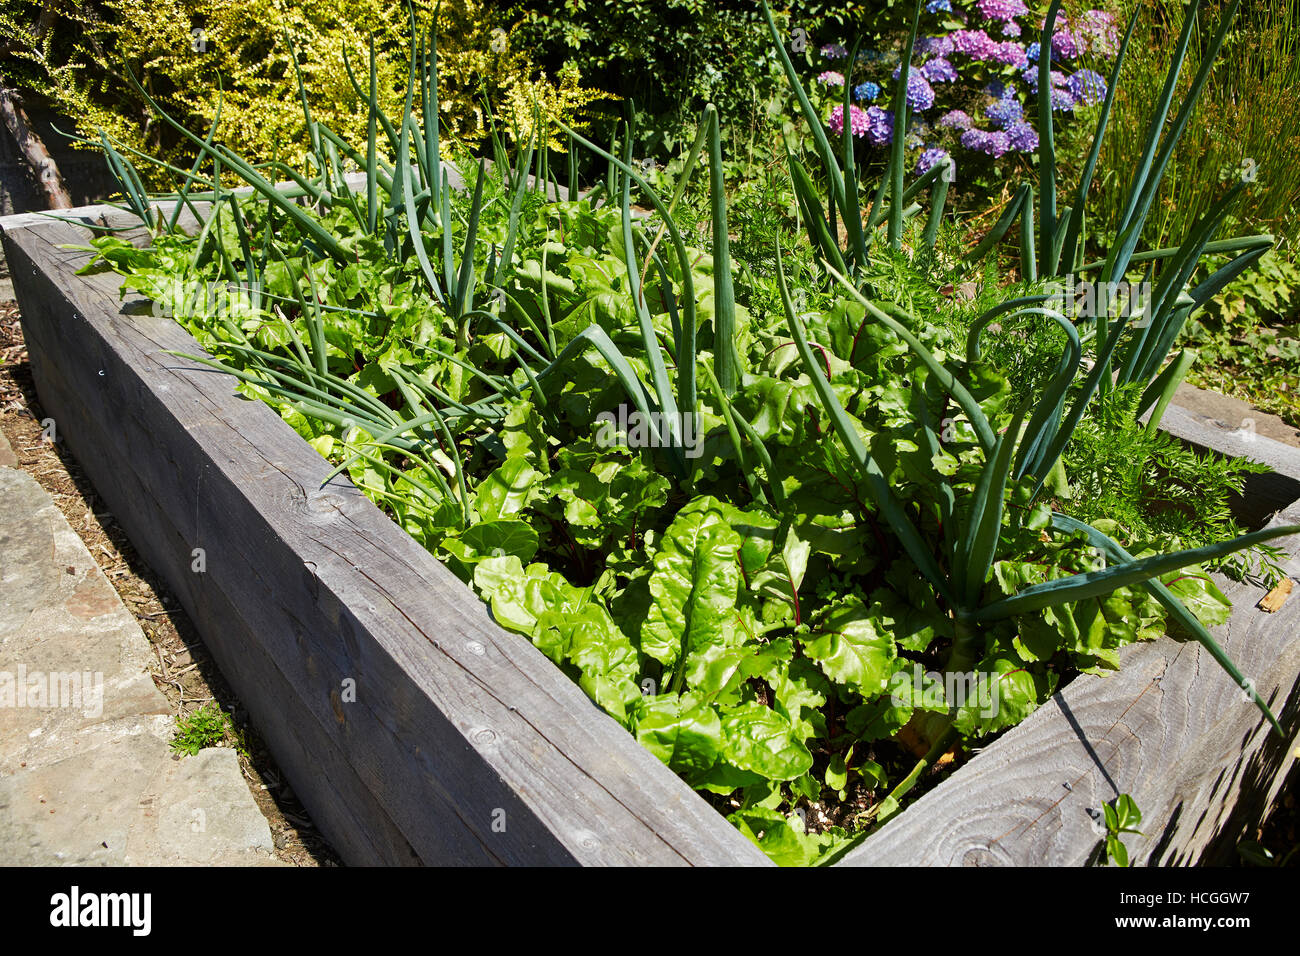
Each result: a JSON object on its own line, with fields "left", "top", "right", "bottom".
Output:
{"left": 828, "top": 104, "right": 870, "bottom": 138}
{"left": 977, "top": 0, "right": 1028, "bottom": 19}
{"left": 818, "top": 70, "right": 845, "bottom": 86}
{"left": 916, "top": 147, "right": 951, "bottom": 176}
{"left": 865, "top": 106, "right": 894, "bottom": 146}
{"left": 992, "top": 41, "right": 1029, "bottom": 68}
{"left": 917, "top": 35, "right": 955, "bottom": 58}
{"left": 1066, "top": 69, "right": 1107, "bottom": 106}
{"left": 938, "top": 109, "right": 973, "bottom": 130}
{"left": 1050, "top": 82, "right": 1080, "bottom": 111}
{"left": 1051, "top": 27, "right": 1080, "bottom": 59}
{"left": 1080, "top": 10, "right": 1119, "bottom": 57}
{"left": 960, "top": 128, "right": 1012, "bottom": 158}
{"left": 950, "top": 29, "right": 999, "bottom": 60}
{"left": 1001, "top": 20, "right": 1022, "bottom": 37}
{"left": 985, "top": 95, "right": 1023, "bottom": 128}
{"left": 821, "top": 43, "right": 848, "bottom": 59}
{"left": 1005, "top": 120, "right": 1039, "bottom": 152}
{"left": 921, "top": 57, "right": 958, "bottom": 83}
{"left": 906, "top": 72, "right": 936, "bottom": 110}
{"left": 853, "top": 80, "right": 881, "bottom": 102}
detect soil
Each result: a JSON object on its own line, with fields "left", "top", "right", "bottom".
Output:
{"left": 1, "top": 299, "right": 341, "bottom": 867}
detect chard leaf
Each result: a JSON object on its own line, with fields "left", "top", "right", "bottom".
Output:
{"left": 640, "top": 497, "right": 744, "bottom": 670}
{"left": 633, "top": 692, "right": 725, "bottom": 777}
{"left": 1160, "top": 565, "right": 1232, "bottom": 630}
{"left": 474, "top": 458, "right": 540, "bottom": 520}
{"left": 720, "top": 701, "right": 814, "bottom": 781}
{"left": 802, "top": 595, "right": 898, "bottom": 696}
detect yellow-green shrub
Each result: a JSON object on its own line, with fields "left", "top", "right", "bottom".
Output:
{"left": 1, "top": 0, "right": 608, "bottom": 181}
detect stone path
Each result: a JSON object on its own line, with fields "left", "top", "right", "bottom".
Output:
{"left": 0, "top": 430, "right": 281, "bottom": 865}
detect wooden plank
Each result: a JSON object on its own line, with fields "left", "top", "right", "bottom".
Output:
{"left": 840, "top": 500, "right": 1300, "bottom": 866}
{"left": 2, "top": 216, "right": 768, "bottom": 866}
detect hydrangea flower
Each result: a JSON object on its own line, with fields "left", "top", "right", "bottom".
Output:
{"left": 992, "top": 41, "right": 1029, "bottom": 68}
{"left": 916, "top": 147, "right": 951, "bottom": 176}
{"left": 1005, "top": 120, "right": 1039, "bottom": 152}
{"left": 864, "top": 106, "right": 895, "bottom": 146}
{"left": 853, "top": 81, "right": 881, "bottom": 102}
{"left": 960, "top": 128, "right": 1012, "bottom": 157}
{"left": 917, "top": 35, "right": 955, "bottom": 58}
{"left": 1066, "top": 69, "right": 1107, "bottom": 106}
{"left": 1001, "top": 20, "right": 1022, "bottom": 37}
{"left": 818, "top": 70, "right": 845, "bottom": 86}
{"left": 926, "top": 0, "right": 952, "bottom": 12}
{"left": 821, "top": 43, "right": 848, "bottom": 60}
{"left": 1051, "top": 27, "right": 1080, "bottom": 59}
{"left": 950, "top": 29, "right": 999, "bottom": 59}
{"left": 906, "top": 72, "right": 936, "bottom": 111}
{"left": 1023, "top": 65, "right": 1075, "bottom": 107}
{"left": 828, "top": 104, "right": 870, "bottom": 138}
{"left": 1050, "top": 83, "right": 1079, "bottom": 111}
{"left": 921, "top": 57, "right": 958, "bottom": 83}
{"left": 1026, "top": 40, "right": 1041, "bottom": 62}
{"left": 1079, "top": 10, "right": 1119, "bottom": 56}
{"left": 985, "top": 95, "right": 1023, "bottom": 127}
{"left": 977, "top": 0, "right": 1028, "bottom": 19}
{"left": 938, "top": 109, "right": 973, "bottom": 130}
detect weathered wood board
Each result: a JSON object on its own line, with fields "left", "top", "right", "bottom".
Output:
{"left": 2, "top": 214, "right": 768, "bottom": 867}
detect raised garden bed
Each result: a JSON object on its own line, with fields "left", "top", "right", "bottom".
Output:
{"left": 5, "top": 204, "right": 1299, "bottom": 866}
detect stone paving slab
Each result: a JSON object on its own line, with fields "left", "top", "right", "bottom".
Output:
{"left": 0, "top": 464, "right": 282, "bottom": 865}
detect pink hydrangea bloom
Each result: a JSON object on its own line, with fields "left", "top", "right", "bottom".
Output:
{"left": 828, "top": 104, "right": 870, "bottom": 137}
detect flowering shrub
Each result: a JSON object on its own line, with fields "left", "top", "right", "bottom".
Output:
{"left": 815, "top": 1, "right": 1119, "bottom": 178}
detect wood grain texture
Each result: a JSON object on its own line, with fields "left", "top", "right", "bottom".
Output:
{"left": 2, "top": 215, "right": 768, "bottom": 867}
{"left": 841, "top": 500, "right": 1300, "bottom": 866}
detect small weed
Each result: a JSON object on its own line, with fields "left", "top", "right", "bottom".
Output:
{"left": 170, "top": 703, "right": 237, "bottom": 757}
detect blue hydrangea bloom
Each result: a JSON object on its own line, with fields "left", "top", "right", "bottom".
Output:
{"left": 985, "top": 96, "right": 1023, "bottom": 128}
{"left": 853, "top": 81, "right": 881, "bottom": 102}
{"left": 1006, "top": 120, "right": 1039, "bottom": 152}
{"left": 1066, "top": 69, "right": 1107, "bottom": 106}
{"left": 1026, "top": 41, "right": 1040, "bottom": 62}
{"left": 906, "top": 72, "right": 936, "bottom": 111}
{"left": 926, "top": 0, "right": 953, "bottom": 12}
